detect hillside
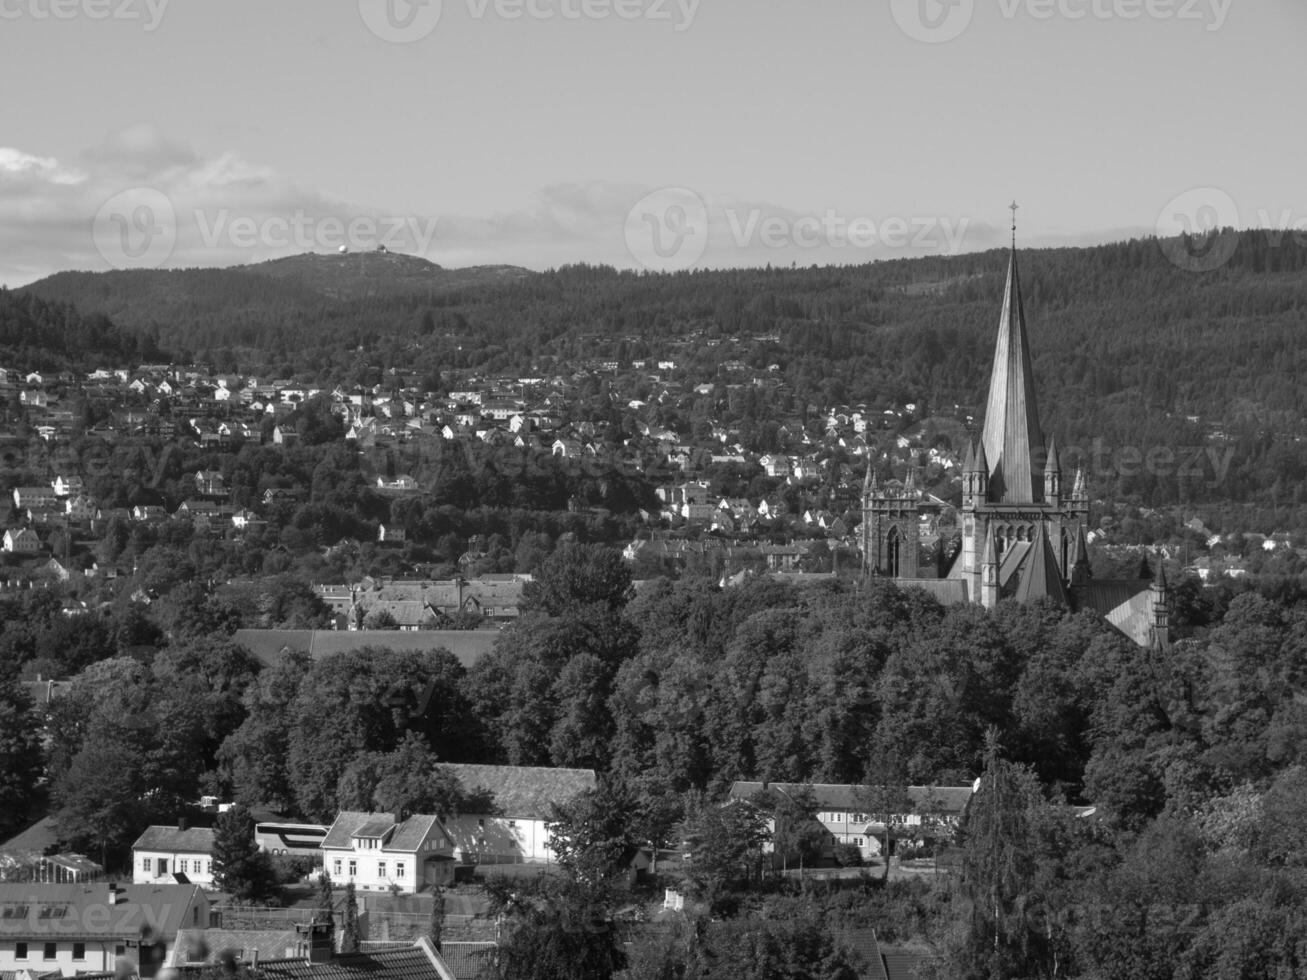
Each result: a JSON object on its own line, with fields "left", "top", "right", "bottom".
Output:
{"left": 22, "top": 252, "right": 535, "bottom": 338}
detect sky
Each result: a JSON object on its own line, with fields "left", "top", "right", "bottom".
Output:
{"left": 1, "top": 0, "right": 1304, "bottom": 284}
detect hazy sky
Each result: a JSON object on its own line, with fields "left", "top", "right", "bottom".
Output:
{"left": 1, "top": 0, "right": 1304, "bottom": 284}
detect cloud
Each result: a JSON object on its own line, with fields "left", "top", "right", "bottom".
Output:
{"left": 0, "top": 126, "right": 1130, "bottom": 287}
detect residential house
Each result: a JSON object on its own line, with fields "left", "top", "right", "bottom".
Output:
{"left": 272, "top": 425, "right": 298, "bottom": 446}
{"left": 3, "top": 529, "right": 40, "bottom": 554}
{"left": 0, "top": 881, "right": 210, "bottom": 976}
{"left": 378, "top": 525, "right": 407, "bottom": 545}
{"left": 51, "top": 476, "right": 84, "bottom": 498}
{"left": 195, "top": 471, "right": 226, "bottom": 497}
{"left": 438, "top": 764, "right": 597, "bottom": 864}
{"left": 12, "top": 487, "right": 58, "bottom": 511}
{"left": 132, "top": 823, "right": 216, "bottom": 886}
{"left": 320, "top": 812, "right": 456, "bottom": 893}
{"left": 727, "top": 781, "right": 975, "bottom": 861}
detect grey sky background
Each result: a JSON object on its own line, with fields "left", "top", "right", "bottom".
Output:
{"left": 1, "top": 0, "right": 1303, "bottom": 284}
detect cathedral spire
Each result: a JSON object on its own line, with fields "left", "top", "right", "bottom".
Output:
{"left": 980, "top": 220, "right": 1046, "bottom": 503}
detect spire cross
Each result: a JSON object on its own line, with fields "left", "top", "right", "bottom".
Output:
{"left": 1009, "top": 200, "right": 1019, "bottom": 247}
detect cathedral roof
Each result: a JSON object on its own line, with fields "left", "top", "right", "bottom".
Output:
{"left": 1012, "top": 526, "right": 1070, "bottom": 605}
{"left": 980, "top": 247, "right": 1046, "bottom": 504}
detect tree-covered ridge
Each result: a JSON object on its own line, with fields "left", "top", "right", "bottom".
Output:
{"left": 0, "top": 289, "right": 163, "bottom": 371}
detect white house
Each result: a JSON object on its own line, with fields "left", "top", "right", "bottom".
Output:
{"left": 131, "top": 824, "right": 216, "bottom": 886}
{"left": 3, "top": 529, "right": 40, "bottom": 554}
{"left": 0, "top": 882, "right": 209, "bottom": 977}
{"left": 320, "top": 812, "right": 456, "bottom": 893}
{"left": 727, "top": 781, "right": 975, "bottom": 861}
{"left": 439, "top": 764, "right": 596, "bottom": 864}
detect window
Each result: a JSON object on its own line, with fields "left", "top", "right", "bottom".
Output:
{"left": 43, "top": 943, "right": 56, "bottom": 960}
{"left": 508, "top": 820, "right": 516, "bottom": 828}
{"left": 16, "top": 942, "right": 27, "bottom": 959}
{"left": 180, "top": 860, "right": 189, "bottom": 874}
{"left": 378, "top": 861, "right": 387, "bottom": 878}
{"left": 333, "top": 859, "right": 342, "bottom": 876}
{"left": 477, "top": 818, "right": 485, "bottom": 827}
{"left": 142, "top": 857, "right": 152, "bottom": 873}
{"left": 348, "top": 860, "right": 356, "bottom": 877}
{"left": 396, "top": 863, "right": 405, "bottom": 879}
{"left": 73, "top": 943, "right": 85, "bottom": 961}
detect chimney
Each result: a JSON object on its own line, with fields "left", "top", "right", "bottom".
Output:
{"left": 178, "top": 816, "right": 188, "bottom": 832}
{"left": 107, "top": 883, "right": 121, "bottom": 906}
{"left": 251, "top": 950, "right": 259, "bottom": 969}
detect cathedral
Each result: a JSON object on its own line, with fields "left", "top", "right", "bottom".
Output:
{"left": 862, "top": 234, "right": 1171, "bottom": 650}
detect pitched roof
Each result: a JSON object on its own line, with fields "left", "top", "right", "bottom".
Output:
{"left": 255, "top": 945, "right": 455, "bottom": 980}
{"left": 980, "top": 248, "right": 1045, "bottom": 504}
{"left": 439, "top": 765, "right": 597, "bottom": 821}
{"left": 1012, "top": 527, "right": 1069, "bottom": 605}
{"left": 133, "top": 825, "right": 216, "bottom": 853}
{"left": 0, "top": 883, "right": 203, "bottom": 939}
{"left": 320, "top": 813, "right": 452, "bottom": 853}
{"left": 437, "top": 942, "right": 496, "bottom": 980}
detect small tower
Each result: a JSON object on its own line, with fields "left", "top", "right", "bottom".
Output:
{"left": 980, "top": 522, "right": 1000, "bottom": 609}
{"left": 963, "top": 439, "right": 989, "bottom": 510}
{"left": 1068, "top": 523, "right": 1092, "bottom": 589}
{"left": 1044, "top": 435, "right": 1062, "bottom": 505}
{"left": 863, "top": 465, "right": 921, "bottom": 579}
{"left": 1150, "top": 555, "right": 1171, "bottom": 650}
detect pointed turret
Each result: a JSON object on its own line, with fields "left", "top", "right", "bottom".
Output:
{"left": 1150, "top": 551, "right": 1171, "bottom": 649}
{"left": 963, "top": 438, "right": 976, "bottom": 473}
{"left": 980, "top": 246, "right": 1046, "bottom": 503}
{"left": 863, "top": 461, "right": 877, "bottom": 498}
{"left": 980, "top": 522, "right": 1000, "bottom": 609}
{"left": 1044, "top": 434, "right": 1062, "bottom": 502}
{"left": 1069, "top": 523, "right": 1092, "bottom": 587}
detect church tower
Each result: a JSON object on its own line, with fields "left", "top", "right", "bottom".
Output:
{"left": 862, "top": 205, "right": 1171, "bottom": 648}
{"left": 862, "top": 463, "right": 921, "bottom": 578}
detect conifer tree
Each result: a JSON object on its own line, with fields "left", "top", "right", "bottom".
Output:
{"left": 211, "top": 804, "right": 277, "bottom": 903}
{"left": 341, "top": 883, "right": 360, "bottom": 953}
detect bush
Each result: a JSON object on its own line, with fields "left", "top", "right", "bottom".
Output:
{"left": 832, "top": 843, "right": 863, "bottom": 867}
{"left": 270, "top": 854, "right": 323, "bottom": 884}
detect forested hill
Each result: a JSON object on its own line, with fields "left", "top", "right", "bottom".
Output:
{"left": 18, "top": 230, "right": 1307, "bottom": 453}
{"left": 0, "top": 289, "right": 165, "bottom": 372}
{"left": 21, "top": 251, "right": 534, "bottom": 352}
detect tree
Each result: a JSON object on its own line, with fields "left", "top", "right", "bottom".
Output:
{"left": 489, "top": 877, "right": 625, "bottom": 980}
{"left": 951, "top": 732, "right": 1057, "bottom": 980}
{"left": 52, "top": 738, "right": 148, "bottom": 870}
{"left": 0, "top": 676, "right": 42, "bottom": 837}
{"left": 315, "top": 871, "right": 335, "bottom": 931}
{"left": 428, "top": 885, "right": 444, "bottom": 952}
{"left": 520, "top": 543, "right": 633, "bottom": 616}
{"left": 679, "top": 797, "right": 772, "bottom": 912}
{"left": 546, "top": 783, "right": 640, "bottom": 887}
{"left": 858, "top": 736, "right": 914, "bottom": 879}
{"left": 341, "top": 883, "right": 360, "bottom": 953}
{"left": 211, "top": 804, "right": 277, "bottom": 902}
